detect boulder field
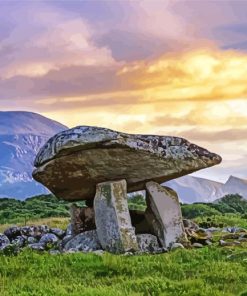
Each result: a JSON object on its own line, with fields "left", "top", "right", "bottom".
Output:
{"left": 31, "top": 126, "right": 222, "bottom": 254}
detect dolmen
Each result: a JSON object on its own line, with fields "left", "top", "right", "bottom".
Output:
{"left": 33, "top": 126, "right": 221, "bottom": 254}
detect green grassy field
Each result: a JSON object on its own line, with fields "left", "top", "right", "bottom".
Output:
{"left": 0, "top": 247, "right": 247, "bottom": 296}
{"left": 1, "top": 194, "right": 247, "bottom": 295}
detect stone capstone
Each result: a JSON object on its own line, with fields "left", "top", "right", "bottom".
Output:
{"left": 32, "top": 126, "right": 221, "bottom": 201}
{"left": 63, "top": 230, "right": 101, "bottom": 252}
{"left": 145, "top": 182, "right": 187, "bottom": 248}
{"left": 94, "top": 180, "right": 139, "bottom": 254}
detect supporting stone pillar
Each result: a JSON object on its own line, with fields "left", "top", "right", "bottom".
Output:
{"left": 70, "top": 204, "right": 95, "bottom": 235}
{"left": 145, "top": 181, "right": 187, "bottom": 248}
{"left": 94, "top": 179, "right": 139, "bottom": 253}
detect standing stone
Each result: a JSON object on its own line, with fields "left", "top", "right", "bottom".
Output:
{"left": 70, "top": 204, "right": 95, "bottom": 235}
{"left": 145, "top": 181, "right": 187, "bottom": 248}
{"left": 94, "top": 179, "right": 139, "bottom": 254}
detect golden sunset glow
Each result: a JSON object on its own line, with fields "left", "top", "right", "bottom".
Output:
{"left": 2, "top": 0, "right": 247, "bottom": 181}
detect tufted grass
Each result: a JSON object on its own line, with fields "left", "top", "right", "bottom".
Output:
{"left": 0, "top": 246, "right": 247, "bottom": 296}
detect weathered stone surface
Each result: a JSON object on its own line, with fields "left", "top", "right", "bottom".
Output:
{"left": 70, "top": 204, "right": 95, "bottom": 235}
{"left": 170, "top": 242, "right": 185, "bottom": 250}
{"left": 28, "top": 243, "right": 45, "bottom": 251}
{"left": 33, "top": 126, "right": 221, "bottom": 201}
{"left": 50, "top": 228, "right": 65, "bottom": 239}
{"left": 63, "top": 230, "right": 101, "bottom": 252}
{"left": 136, "top": 234, "right": 160, "bottom": 253}
{"left": 94, "top": 180, "right": 139, "bottom": 254}
{"left": 39, "top": 233, "right": 59, "bottom": 246}
{"left": 0, "top": 233, "right": 10, "bottom": 249}
{"left": 145, "top": 182, "right": 187, "bottom": 248}
{"left": 4, "top": 226, "right": 21, "bottom": 239}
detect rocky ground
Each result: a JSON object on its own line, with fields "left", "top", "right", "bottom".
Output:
{"left": 1, "top": 219, "right": 246, "bottom": 256}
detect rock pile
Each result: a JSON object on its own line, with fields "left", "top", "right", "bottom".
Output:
{"left": 30, "top": 126, "right": 221, "bottom": 254}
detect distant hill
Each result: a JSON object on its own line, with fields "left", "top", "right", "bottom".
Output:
{"left": 164, "top": 175, "right": 224, "bottom": 203}
{"left": 164, "top": 175, "right": 247, "bottom": 203}
{"left": 0, "top": 111, "right": 67, "bottom": 199}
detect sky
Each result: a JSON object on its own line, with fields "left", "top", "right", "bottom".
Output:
{"left": 1, "top": 0, "right": 247, "bottom": 182}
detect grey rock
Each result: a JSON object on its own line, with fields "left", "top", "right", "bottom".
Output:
{"left": 136, "top": 234, "right": 160, "bottom": 253}
{"left": 219, "top": 240, "right": 240, "bottom": 247}
{"left": 49, "top": 249, "right": 61, "bottom": 255}
{"left": 28, "top": 243, "right": 45, "bottom": 251}
{"left": 63, "top": 230, "right": 101, "bottom": 252}
{"left": 4, "top": 226, "right": 21, "bottom": 239}
{"left": 183, "top": 219, "right": 199, "bottom": 230}
{"left": 39, "top": 233, "right": 59, "bottom": 246}
{"left": 27, "top": 237, "right": 37, "bottom": 244}
{"left": 170, "top": 243, "right": 185, "bottom": 250}
{"left": 94, "top": 180, "right": 139, "bottom": 254}
{"left": 192, "top": 243, "right": 204, "bottom": 248}
{"left": 205, "top": 240, "right": 213, "bottom": 246}
{"left": 59, "top": 235, "right": 73, "bottom": 250}
{"left": 33, "top": 126, "right": 221, "bottom": 201}
{"left": 0, "top": 233, "right": 10, "bottom": 249}
{"left": 12, "top": 236, "right": 26, "bottom": 248}
{"left": 66, "top": 224, "right": 73, "bottom": 236}
{"left": 50, "top": 228, "right": 65, "bottom": 239}
{"left": 20, "top": 225, "right": 50, "bottom": 238}
{"left": 145, "top": 182, "right": 187, "bottom": 248}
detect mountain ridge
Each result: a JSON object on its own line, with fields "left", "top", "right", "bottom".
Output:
{"left": 0, "top": 111, "right": 68, "bottom": 199}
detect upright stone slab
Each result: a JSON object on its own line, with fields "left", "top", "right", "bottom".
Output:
{"left": 145, "top": 181, "right": 187, "bottom": 248}
{"left": 94, "top": 179, "right": 139, "bottom": 254}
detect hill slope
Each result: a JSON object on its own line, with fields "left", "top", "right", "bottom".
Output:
{"left": 0, "top": 111, "right": 67, "bottom": 199}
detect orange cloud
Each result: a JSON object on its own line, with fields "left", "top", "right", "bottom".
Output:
{"left": 118, "top": 47, "right": 247, "bottom": 102}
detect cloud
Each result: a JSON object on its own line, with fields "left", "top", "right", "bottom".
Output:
{"left": 0, "top": 2, "right": 116, "bottom": 79}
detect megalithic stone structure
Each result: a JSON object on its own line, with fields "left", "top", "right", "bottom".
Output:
{"left": 94, "top": 179, "right": 139, "bottom": 254}
{"left": 145, "top": 181, "right": 187, "bottom": 248}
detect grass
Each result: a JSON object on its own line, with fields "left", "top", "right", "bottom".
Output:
{"left": 0, "top": 247, "right": 247, "bottom": 296}
{"left": 194, "top": 214, "right": 247, "bottom": 229}
{"left": 0, "top": 217, "right": 69, "bottom": 233}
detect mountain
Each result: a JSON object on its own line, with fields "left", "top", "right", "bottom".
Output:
{"left": 0, "top": 111, "right": 67, "bottom": 199}
{"left": 223, "top": 176, "right": 247, "bottom": 198}
{"left": 164, "top": 175, "right": 224, "bottom": 203}
{"left": 165, "top": 175, "right": 247, "bottom": 203}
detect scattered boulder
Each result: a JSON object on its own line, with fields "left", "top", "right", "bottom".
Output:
{"left": 40, "top": 233, "right": 59, "bottom": 247}
{"left": 0, "top": 233, "right": 10, "bottom": 249}
{"left": 50, "top": 228, "right": 65, "bottom": 239}
{"left": 136, "top": 234, "right": 160, "bottom": 253}
{"left": 4, "top": 226, "right": 21, "bottom": 239}
{"left": 145, "top": 182, "right": 187, "bottom": 248}
{"left": 187, "top": 228, "right": 212, "bottom": 245}
{"left": 33, "top": 126, "right": 221, "bottom": 201}
{"left": 219, "top": 240, "right": 241, "bottom": 247}
{"left": 94, "top": 180, "right": 139, "bottom": 254}
{"left": 12, "top": 236, "right": 26, "bottom": 248}
{"left": 183, "top": 219, "right": 199, "bottom": 230}
{"left": 192, "top": 243, "right": 204, "bottom": 248}
{"left": 63, "top": 230, "right": 101, "bottom": 252}
{"left": 29, "top": 243, "right": 45, "bottom": 251}
{"left": 170, "top": 243, "right": 185, "bottom": 250}
{"left": 27, "top": 237, "right": 37, "bottom": 244}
